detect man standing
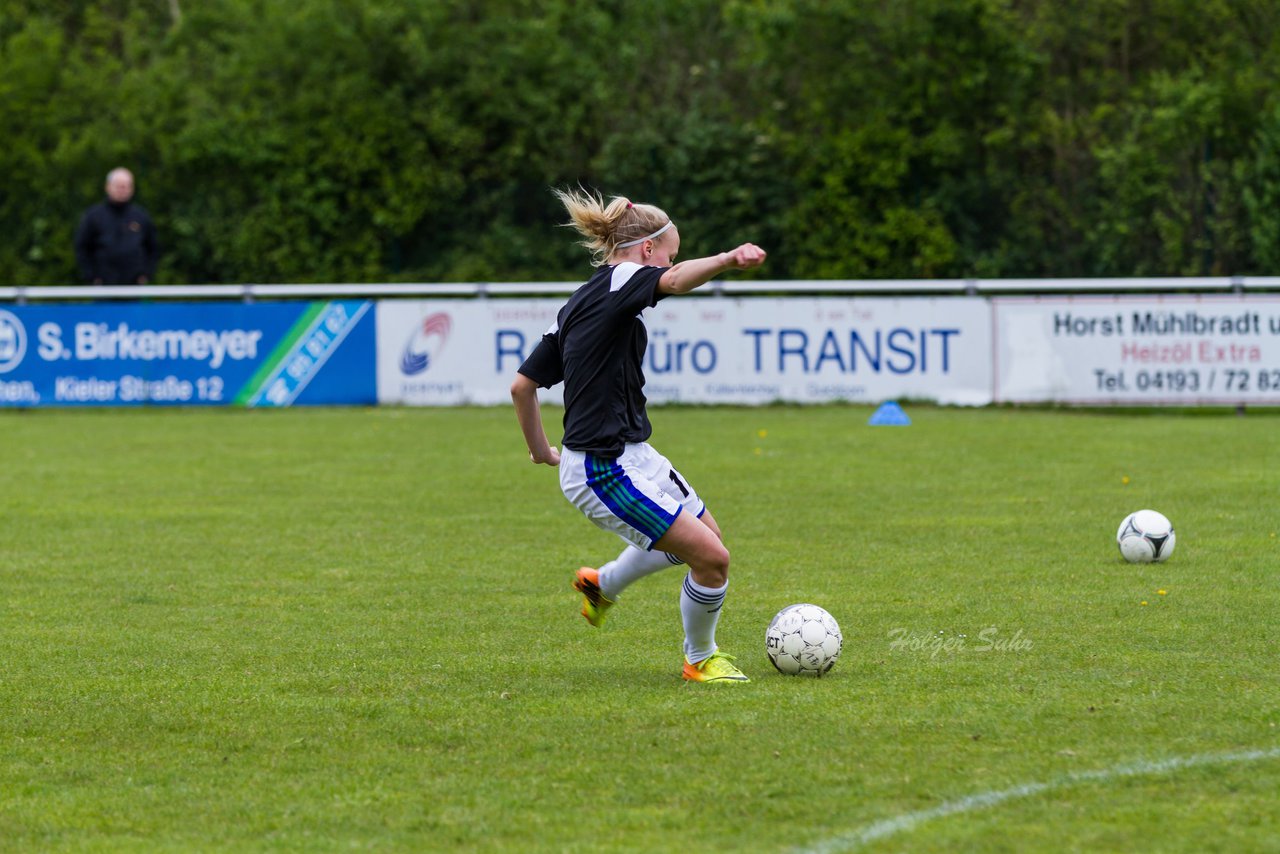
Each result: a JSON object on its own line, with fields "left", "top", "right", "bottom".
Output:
{"left": 74, "top": 168, "right": 160, "bottom": 285}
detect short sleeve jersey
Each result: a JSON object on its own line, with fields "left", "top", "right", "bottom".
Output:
{"left": 517, "top": 262, "right": 669, "bottom": 457}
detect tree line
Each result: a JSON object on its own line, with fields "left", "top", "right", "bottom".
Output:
{"left": 3, "top": 0, "right": 1280, "bottom": 285}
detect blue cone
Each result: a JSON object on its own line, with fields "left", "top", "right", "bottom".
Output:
{"left": 869, "top": 401, "right": 911, "bottom": 426}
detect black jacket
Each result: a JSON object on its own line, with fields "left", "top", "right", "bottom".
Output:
{"left": 74, "top": 199, "right": 159, "bottom": 284}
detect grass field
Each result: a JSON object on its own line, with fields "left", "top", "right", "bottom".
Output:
{"left": 1, "top": 404, "right": 1277, "bottom": 852}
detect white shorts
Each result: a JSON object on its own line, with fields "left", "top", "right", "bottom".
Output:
{"left": 559, "top": 442, "right": 707, "bottom": 551}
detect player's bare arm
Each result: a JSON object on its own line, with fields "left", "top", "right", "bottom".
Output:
{"left": 658, "top": 243, "right": 767, "bottom": 296}
{"left": 510, "top": 373, "right": 560, "bottom": 466}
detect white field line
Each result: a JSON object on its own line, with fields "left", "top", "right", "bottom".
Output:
{"left": 798, "top": 745, "right": 1280, "bottom": 854}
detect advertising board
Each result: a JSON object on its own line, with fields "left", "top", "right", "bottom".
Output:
{"left": 0, "top": 301, "right": 375, "bottom": 407}
{"left": 994, "top": 296, "right": 1280, "bottom": 404}
{"left": 376, "top": 297, "right": 994, "bottom": 406}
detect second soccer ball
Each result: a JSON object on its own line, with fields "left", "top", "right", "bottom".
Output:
{"left": 1116, "top": 509, "right": 1176, "bottom": 563}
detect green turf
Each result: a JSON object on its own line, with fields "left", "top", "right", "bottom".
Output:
{"left": 0, "top": 405, "right": 1277, "bottom": 852}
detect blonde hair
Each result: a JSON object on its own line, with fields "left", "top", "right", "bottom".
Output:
{"left": 553, "top": 187, "right": 672, "bottom": 267}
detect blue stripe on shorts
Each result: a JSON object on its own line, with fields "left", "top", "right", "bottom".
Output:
{"left": 585, "top": 453, "right": 681, "bottom": 547}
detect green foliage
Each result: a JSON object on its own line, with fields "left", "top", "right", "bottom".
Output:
{"left": 4, "top": 0, "right": 1280, "bottom": 283}
{"left": 1088, "top": 72, "right": 1226, "bottom": 276}
{"left": 1243, "top": 101, "right": 1280, "bottom": 273}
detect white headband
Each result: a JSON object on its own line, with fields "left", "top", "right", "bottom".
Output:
{"left": 617, "top": 221, "right": 674, "bottom": 248}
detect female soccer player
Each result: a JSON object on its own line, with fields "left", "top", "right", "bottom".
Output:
{"left": 511, "top": 188, "right": 766, "bottom": 683}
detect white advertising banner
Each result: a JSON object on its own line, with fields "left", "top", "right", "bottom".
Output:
{"left": 377, "top": 297, "right": 993, "bottom": 406}
{"left": 995, "top": 295, "right": 1280, "bottom": 404}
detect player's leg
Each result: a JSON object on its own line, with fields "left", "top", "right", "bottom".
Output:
{"left": 559, "top": 444, "right": 745, "bottom": 682}
{"left": 631, "top": 444, "right": 745, "bottom": 682}
{"left": 594, "top": 545, "right": 684, "bottom": 600}
{"left": 653, "top": 513, "right": 748, "bottom": 683}
{"left": 590, "top": 508, "right": 700, "bottom": 605}
{"left": 652, "top": 510, "right": 728, "bottom": 587}
{"left": 588, "top": 451, "right": 719, "bottom": 603}
{"left": 575, "top": 546, "right": 681, "bottom": 627}
{"left": 575, "top": 455, "right": 713, "bottom": 625}
{"left": 560, "top": 446, "right": 686, "bottom": 627}
{"left": 695, "top": 507, "right": 724, "bottom": 541}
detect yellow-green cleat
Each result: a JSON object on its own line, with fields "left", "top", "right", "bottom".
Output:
{"left": 682, "top": 650, "right": 750, "bottom": 683}
{"left": 573, "top": 567, "right": 614, "bottom": 627}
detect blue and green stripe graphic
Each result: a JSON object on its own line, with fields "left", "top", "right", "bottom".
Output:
{"left": 585, "top": 454, "right": 680, "bottom": 546}
{"left": 234, "top": 301, "right": 371, "bottom": 407}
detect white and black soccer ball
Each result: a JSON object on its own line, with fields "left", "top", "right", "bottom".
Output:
{"left": 765, "top": 603, "right": 842, "bottom": 676}
{"left": 1116, "top": 509, "right": 1176, "bottom": 563}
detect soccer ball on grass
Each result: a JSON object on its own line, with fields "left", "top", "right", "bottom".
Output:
{"left": 1116, "top": 509, "right": 1176, "bottom": 563}
{"left": 765, "top": 603, "right": 842, "bottom": 676}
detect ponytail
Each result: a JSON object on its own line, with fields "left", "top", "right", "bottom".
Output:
{"left": 553, "top": 186, "right": 672, "bottom": 266}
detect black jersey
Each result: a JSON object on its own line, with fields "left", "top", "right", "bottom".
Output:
{"left": 518, "top": 262, "right": 669, "bottom": 457}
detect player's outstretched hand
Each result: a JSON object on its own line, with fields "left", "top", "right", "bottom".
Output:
{"left": 725, "top": 243, "right": 767, "bottom": 270}
{"left": 531, "top": 446, "right": 561, "bottom": 467}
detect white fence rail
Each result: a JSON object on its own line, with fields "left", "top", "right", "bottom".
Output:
{"left": 5, "top": 277, "right": 1280, "bottom": 303}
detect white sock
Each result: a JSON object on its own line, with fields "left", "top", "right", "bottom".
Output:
{"left": 680, "top": 573, "right": 727, "bottom": 663}
{"left": 598, "top": 546, "right": 683, "bottom": 600}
